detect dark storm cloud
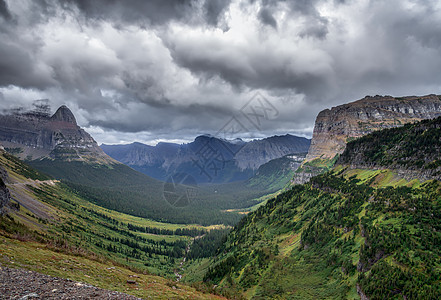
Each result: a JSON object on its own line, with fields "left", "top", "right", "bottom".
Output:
{"left": 0, "top": 41, "right": 45, "bottom": 88}
{"left": 258, "top": 7, "right": 277, "bottom": 28}
{"left": 0, "top": 0, "right": 11, "bottom": 20}
{"left": 262, "top": 0, "right": 329, "bottom": 38}
{"left": 167, "top": 41, "right": 333, "bottom": 97}
{"left": 1, "top": 0, "right": 441, "bottom": 144}
{"left": 88, "top": 100, "right": 235, "bottom": 133}
{"left": 61, "top": 0, "right": 232, "bottom": 28}
{"left": 60, "top": 0, "right": 196, "bottom": 26}
{"left": 204, "top": 0, "right": 232, "bottom": 25}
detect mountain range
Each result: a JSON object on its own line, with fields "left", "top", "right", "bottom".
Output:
{"left": 0, "top": 105, "right": 304, "bottom": 226}
{"left": 2, "top": 94, "right": 441, "bottom": 299}
{"left": 101, "top": 134, "right": 310, "bottom": 183}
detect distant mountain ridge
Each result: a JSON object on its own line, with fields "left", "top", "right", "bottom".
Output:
{"left": 101, "top": 134, "right": 310, "bottom": 183}
{"left": 0, "top": 105, "right": 112, "bottom": 163}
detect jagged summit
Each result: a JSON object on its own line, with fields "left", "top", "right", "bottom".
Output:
{"left": 0, "top": 104, "right": 113, "bottom": 163}
{"left": 51, "top": 105, "right": 77, "bottom": 125}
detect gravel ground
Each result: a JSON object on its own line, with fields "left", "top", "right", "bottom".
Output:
{"left": 0, "top": 266, "right": 142, "bottom": 300}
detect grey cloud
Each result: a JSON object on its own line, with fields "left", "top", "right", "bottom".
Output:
{"left": 60, "top": 0, "right": 196, "bottom": 26}
{"left": 259, "top": 0, "right": 328, "bottom": 38}
{"left": 258, "top": 7, "right": 277, "bottom": 28}
{"left": 203, "top": 0, "right": 231, "bottom": 26}
{"left": 1, "top": 0, "right": 441, "bottom": 145}
{"left": 288, "top": 0, "right": 329, "bottom": 38}
{"left": 62, "top": 0, "right": 233, "bottom": 29}
{"left": 0, "top": 35, "right": 54, "bottom": 89}
{"left": 87, "top": 98, "right": 236, "bottom": 134}
{"left": 166, "top": 36, "right": 334, "bottom": 98}
{"left": 298, "top": 16, "right": 328, "bottom": 39}
{"left": 0, "top": 0, "right": 11, "bottom": 20}
{"left": 286, "top": 0, "right": 319, "bottom": 15}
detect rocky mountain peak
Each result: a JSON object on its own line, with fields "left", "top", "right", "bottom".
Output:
{"left": 50, "top": 105, "right": 77, "bottom": 125}
{"left": 0, "top": 104, "right": 113, "bottom": 163}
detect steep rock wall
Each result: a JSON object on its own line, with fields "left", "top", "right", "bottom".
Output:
{"left": 306, "top": 94, "right": 441, "bottom": 162}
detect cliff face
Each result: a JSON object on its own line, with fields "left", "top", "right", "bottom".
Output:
{"left": 0, "top": 106, "right": 112, "bottom": 163}
{"left": 0, "top": 165, "right": 10, "bottom": 215}
{"left": 234, "top": 134, "right": 310, "bottom": 170}
{"left": 306, "top": 94, "right": 441, "bottom": 162}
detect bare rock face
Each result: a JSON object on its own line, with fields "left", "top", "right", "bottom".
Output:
{"left": 0, "top": 163, "right": 8, "bottom": 182}
{"left": 0, "top": 166, "right": 11, "bottom": 215}
{"left": 306, "top": 94, "right": 441, "bottom": 162}
{"left": 234, "top": 134, "right": 310, "bottom": 170}
{"left": 0, "top": 105, "right": 112, "bottom": 163}
{"left": 50, "top": 105, "right": 78, "bottom": 125}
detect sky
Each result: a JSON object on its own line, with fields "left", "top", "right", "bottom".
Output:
{"left": 1, "top": 0, "right": 441, "bottom": 145}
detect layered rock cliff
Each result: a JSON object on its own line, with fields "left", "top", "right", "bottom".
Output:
{"left": 306, "top": 94, "right": 441, "bottom": 162}
{"left": 0, "top": 105, "right": 112, "bottom": 163}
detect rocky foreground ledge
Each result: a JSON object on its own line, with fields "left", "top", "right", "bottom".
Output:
{"left": 0, "top": 266, "right": 141, "bottom": 300}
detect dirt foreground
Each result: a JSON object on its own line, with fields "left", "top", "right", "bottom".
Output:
{"left": 0, "top": 266, "right": 142, "bottom": 299}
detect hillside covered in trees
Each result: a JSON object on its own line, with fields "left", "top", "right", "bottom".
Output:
{"left": 339, "top": 116, "right": 441, "bottom": 180}
{"left": 203, "top": 117, "right": 441, "bottom": 299}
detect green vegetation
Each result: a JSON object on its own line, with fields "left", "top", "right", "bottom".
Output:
{"left": 187, "top": 228, "right": 230, "bottom": 260}
{"left": 3, "top": 152, "right": 51, "bottom": 181}
{"left": 340, "top": 116, "right": 441, "bottom": 172}
{"left": 27, "top": 159, "right": 275, "bottom": 226}
{"left": 4, "top": 109, "right": 441, "bottom": 299}
{"left": 5, "top": 180, "right": 187, "bottom": 277}
{"left": 0, "top": 151, "right": 228, "bottom": 298}
{"left": 296, "top": 155, "right": 339, "bottom": 175}
{"left": 202, "top": 117, "right": 441, "bottom": 299}
{"left": 203, "top": 170, "right": 441, "bottom": 299}
{"left": 247, "top": 154, "right": 304, "bottom": 192}
{"left": 1, "top": 152, "right": 215, "bottom": 277}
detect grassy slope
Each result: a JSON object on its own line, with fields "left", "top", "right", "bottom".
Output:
{"left": 203, "top": 169, "right": 441, "bottom": 299}
{"left": 247, "top": 155, "right": 302, "bottom": 191}
{"left": 0, "top": 235, "right": 222, "bottom": 300}
{"left": 203, "top": 119, "right": 441, "bottom": 299}
{"left": 0, "top": 152, "right": 224, "bottom": 299}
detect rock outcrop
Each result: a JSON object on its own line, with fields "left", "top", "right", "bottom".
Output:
{"left": 306, "top": 94, "right": 441, "bottom": 162}
{"left": 0, "top": 165, "right": 11, "bottom": 215}
{"left": 0, "top": 105, "right": 112, "bottom": 163}
{"left": 0, "top": 163, "right": 8, "bottom": 182}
